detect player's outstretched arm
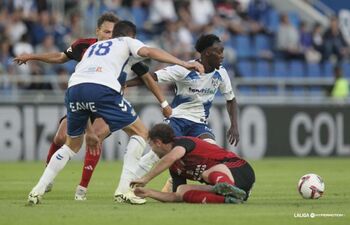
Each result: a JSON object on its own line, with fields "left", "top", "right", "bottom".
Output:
{"left": 137, "top": 47, "right": 204, "bottom": 73}
{"left": 13, "top": 52, "right": 69, "bottom": 65}
{"left": 130, "top": 147, "right": 186, "bottom": 187}
{"left": 125, "top": 77, "right": 144, "bottom": 87}
{"left": 126, "top": 73, "right": 158, "bottom": 87}
{"left": 226, "top": 98, "right": 240, "bottom": 146}
{"left": 134, "top": 187, "right": 181, "bottom": 202}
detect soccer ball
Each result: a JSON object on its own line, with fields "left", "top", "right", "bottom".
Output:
{"left": 297, "top": 173, "right": 325, "bottom": 199}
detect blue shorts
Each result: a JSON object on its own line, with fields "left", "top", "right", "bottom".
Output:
{"left": 165, "top": 117, "right": 215, "bottom": 139}
{"left": 65, "top": 83, "right": 137, "bottom": 137}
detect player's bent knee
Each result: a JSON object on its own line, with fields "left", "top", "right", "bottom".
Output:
{"left": 92, "top": 118, "right": 110, "bottom": 138}
{"left": 53, "top": 133, "right": 66, "bottom": 146}
{"left": 201, "top": 164, "right": 228, "bottom": 179}
{"left": 94, "top": 125, "right": 110, "bottom": 140}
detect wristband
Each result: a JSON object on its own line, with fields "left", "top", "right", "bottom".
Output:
{"left": 160, "top": 101, "right": 169, "bottom": 108}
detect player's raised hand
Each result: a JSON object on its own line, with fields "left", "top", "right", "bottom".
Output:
{"left": 13, "top": 53, "right": 32, "bottom": 65}
{"left": 162, "top": 105, "right": 172, "bottom": 118}
{"left": 183, "top": 61, "right": 204, "bottom": 74}
{"left": 227, "top": 125, "right": 240, "bottom": 146}
{"left": 133, "top": 187, "right": 149, "bottom": 198}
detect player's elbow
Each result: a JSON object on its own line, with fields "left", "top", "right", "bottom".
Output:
{"left": 163, "top": 155, "right": 178, "bottom": 165}
{"left": 137, "top": 47, "right": 151, "bottom": 58}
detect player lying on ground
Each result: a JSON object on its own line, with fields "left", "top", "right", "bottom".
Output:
{"left": 27, "top": 20, "right": 204, "bottom": 205}
{"left": 127, "top": 34, "right": 240, "bottom": 192}
{"left": 14, "top": 14, "right": 172, "bottom": 202}
{"left": 130, "top": 123, "right": 255, "bottom": 204}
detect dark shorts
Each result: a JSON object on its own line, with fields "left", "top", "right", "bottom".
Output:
{"left": 65, "top": 83, "right": 137, "bottom": 137}
{"left": 165, "top": 117, "right": 215, "bottom": 139}
{"left": 229, "top": 162, "right": 255, "bottom": 201}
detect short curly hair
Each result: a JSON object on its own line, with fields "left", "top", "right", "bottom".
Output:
{"left": 97, "top": 13, "right": 119, "bottom": 28}
{"left": 195, "top": 34, "right": 221, "bottom": 53}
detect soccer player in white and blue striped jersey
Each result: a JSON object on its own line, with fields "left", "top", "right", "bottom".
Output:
{"left": 155, "top": 34, "right": 239, "bottom": 145}
{"left": 27, "top": 21, "right": 204, "bottom": 205}
{"left": 128, "top": 34, "right": 240, "bottom": 190}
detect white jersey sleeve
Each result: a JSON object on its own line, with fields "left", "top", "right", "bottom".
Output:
{"left": 124, "top": 37, "right": 147, "bottom": 58}
{"left": 155, "top": 65, "right": 190, "bottom": 83}
{"left": 218, "top": 68, "right": 235, "bottom": 100}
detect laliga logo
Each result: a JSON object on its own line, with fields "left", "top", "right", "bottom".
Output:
{"left": 294, "top": 213, "right": 316, "bottom": 218}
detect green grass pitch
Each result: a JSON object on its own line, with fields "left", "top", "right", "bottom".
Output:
{"left": 0, "top": 158, "right": 349, "bottom": 225}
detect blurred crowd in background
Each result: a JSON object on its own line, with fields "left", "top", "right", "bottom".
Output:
{"left": 0, "top": 0, "right": 349, "bottom": 98}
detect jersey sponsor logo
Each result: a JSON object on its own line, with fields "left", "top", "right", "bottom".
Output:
{"left": 176, "top": 168, "right": 182, "bottom": 176}
{"left": 85, "top": 66, "right": 102, "bottom": 73}
{"left": 188, "top": 87, "right": 216, "bottom": 95}
{"left": 190, "top": 164, "right": 207, "bottom": 180}
{"left": 95, "top": 66, "right": 102, "bottom": 72}
{"left": 69, "top": 102, "right": 97, "bottom": 112}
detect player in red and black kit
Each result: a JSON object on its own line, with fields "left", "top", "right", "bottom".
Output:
{"left": 131, "top": 123, "right": 255, "bottom": 204}
{"left": 14, "top": 14, "right": 172, "bottom": 202}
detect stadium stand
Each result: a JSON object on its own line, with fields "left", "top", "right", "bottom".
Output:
{"left": 0, "top": 0, "right": 349, "bottom": 99}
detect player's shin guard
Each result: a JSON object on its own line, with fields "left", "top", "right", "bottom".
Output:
{"left": 79, "top": 145, "right": 102, "bottom": 188}
{"left": 182, "top": 190, "right": 225, "bottom": 204}
{"left": 134, "top": 150, "right": 159, "bottom": 178}
{"left": 208, "top": 171, "right": 234, "bottom": 185}
{"left": 46, "top": 142, "right": 62, "bottom": 166}
{"left": 32, "top": 145, "right": 76, "bottom": 195}
{"left": 115, "top": 135, "right": 146, "bottom": 194}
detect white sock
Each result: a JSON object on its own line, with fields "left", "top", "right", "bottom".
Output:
{"left": 115, "top": 135, "right": 146, "bottom": 194}
{"left": 134, "top": 150, "right": 159, "bottom": 178}
{"left": 32, "top": 145, "right": 76, "bottom": 195}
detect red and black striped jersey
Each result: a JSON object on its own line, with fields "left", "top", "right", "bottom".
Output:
{"left": 63, "top": 38, "right": 98, "bottom": 62}
{"left": 169, "top": 137, "right": 246, "bottom": 181}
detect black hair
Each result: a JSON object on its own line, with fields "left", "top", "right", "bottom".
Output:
{"left": 149, "top": 123, "right": 175, "bottom": 144}
{"left": 97, "top": 12, "right": 119, "bottom": 28}
{"left": 112, "top": 20, "right": 137, "bottom": 38}
{"left": 195, "top": 34, "right": 221, "bottom": 53}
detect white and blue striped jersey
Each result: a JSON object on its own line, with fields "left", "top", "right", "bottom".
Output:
{"left": 155, "top": 63, "right": 235, "bottom": 123}
{"left": 68, "top": 37, "right": 146, "bottom": 92}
